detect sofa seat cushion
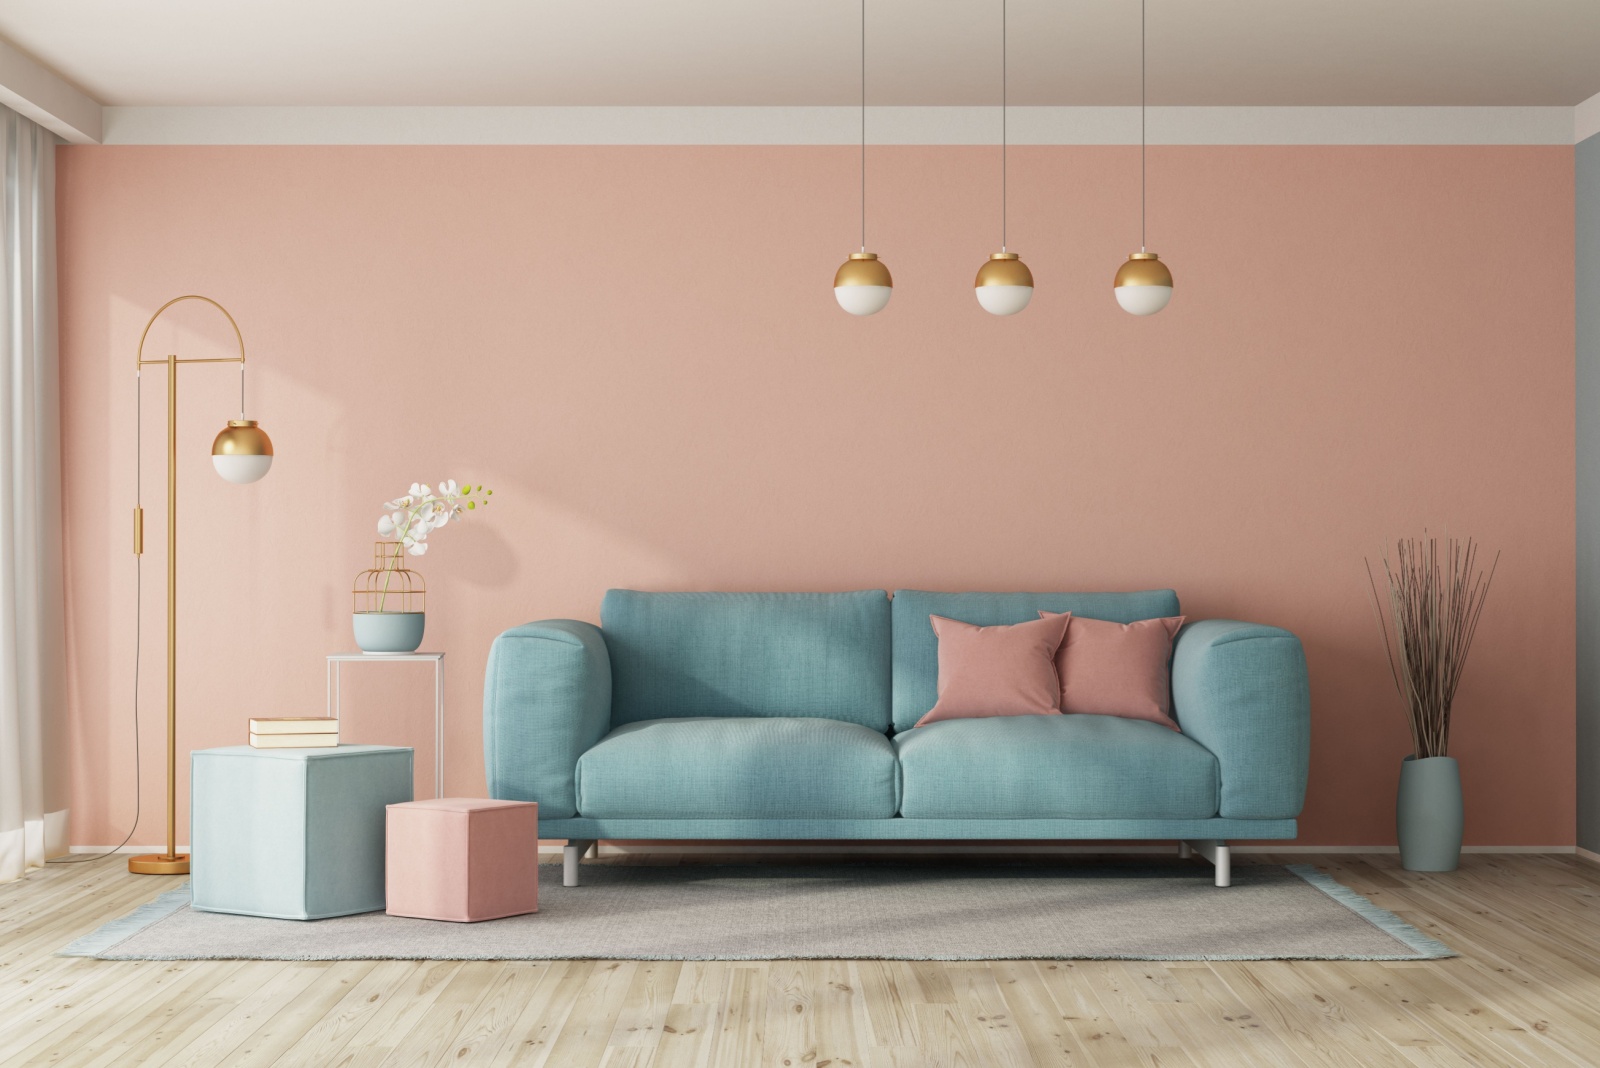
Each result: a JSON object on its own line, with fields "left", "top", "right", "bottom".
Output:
{"left": 576, "top": 717, "right": 899, "bottom": 819}
{"left": 895, "top": 715, "right": 1219, "bottom": 820}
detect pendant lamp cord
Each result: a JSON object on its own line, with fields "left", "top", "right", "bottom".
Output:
{"left": 860, "top": 0, "right": 866, "bottom": 252}
{"left": 1001, "top": 0, "right": 1008, "bottom": 252}
{"left": 1140, "top": 0, "right": 1147, "bottom": 252}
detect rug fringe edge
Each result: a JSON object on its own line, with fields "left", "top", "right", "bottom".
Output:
{"left": 1287, "top": 863, "right": 1456, "bottom": 959}
{"left": 58, "top": 882, "right": 192, "bottom": 958}
{"left": 63, "top": 869, "right": 1459, "bottom": 962}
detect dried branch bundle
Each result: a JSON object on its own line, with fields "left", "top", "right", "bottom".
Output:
{"left": 1366, "top": 536, "right": 1498, "bottom": 759}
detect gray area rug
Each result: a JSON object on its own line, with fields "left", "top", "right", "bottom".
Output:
{"left": 62, "top": 863, "right": 1453, "bottom": 961}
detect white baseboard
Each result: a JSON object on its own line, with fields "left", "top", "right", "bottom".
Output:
{"left": 1462, "top": 845, "right": 1577, "bottom": 854}
{"left": 71, "top": 845, "right": 191, "bottom": 854}
{"left": 1577, "top": 847, "right": 1600, "bottom": 865}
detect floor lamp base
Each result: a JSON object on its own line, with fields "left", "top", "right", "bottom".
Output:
{"left": 128, "top": 853, "right": 189, "bottom": 875}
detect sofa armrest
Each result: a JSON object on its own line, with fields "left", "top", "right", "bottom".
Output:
{"left": 483, "top": 619, "right": 612, "bottom": 817}
{"left": 1170, "top": 620, "right": 1310, "bottom": 820}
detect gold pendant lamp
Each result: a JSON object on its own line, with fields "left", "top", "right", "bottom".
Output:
{"left": 1114, "top": 0, "right": 1174, "bottom": 315}
{"left": 974, "top": 0, "right": 1032, "bottom": 316}
{"left": 834, "top": 0, "right": 892, "bottom": 315}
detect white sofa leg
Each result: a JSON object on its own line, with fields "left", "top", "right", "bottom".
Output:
{"left": 1177, "top": 841, "right": 1193, "bottom": 859}
{"left": 564, "top": 839, "right": 596, "bottom": 887}
{"left": 1182, "top": 840, "right": 1231, "bottom": 887}
{"left": 1214, "top": 845, "right": 1231, "bottom": 888}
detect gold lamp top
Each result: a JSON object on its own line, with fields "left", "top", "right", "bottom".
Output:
{"left": 975, "top": 252, "right": 1034, "bottom": 288}
{"left": 1114, "top": 252, "right": 1174, "bottom": 289}
{"left": 213, "top": 419, "right": 273, "bottom": 457}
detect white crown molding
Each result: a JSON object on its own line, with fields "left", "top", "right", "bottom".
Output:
{"left": 0, "top": 36, "right": 101, "bottom": 143}
{"left": 1577, "top": 90, "right": 1600, "bottom": 144}
{"left": 98, "top": 105, "right": 1578, "bottom": 147}
{"left": 1146, "top": 107, "right": 1574, "bottom": 147}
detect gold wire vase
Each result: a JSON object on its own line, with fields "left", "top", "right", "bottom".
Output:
{"left": 352, "top": 541, "right": 426, "bottom": 653}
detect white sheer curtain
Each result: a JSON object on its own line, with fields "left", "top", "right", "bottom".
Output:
{"left": 0, "top": 105, "right": 68, "bottom": 882}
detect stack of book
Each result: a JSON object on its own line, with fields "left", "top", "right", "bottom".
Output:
{"left": 249, "top": 717, "right": 339, "bottom": 748}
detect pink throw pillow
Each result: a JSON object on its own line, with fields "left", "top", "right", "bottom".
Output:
{"left": 1039, "top": 611, "right": 1186, "bottom": 730}
{"left": 916, "top": 613, "right": 1071, "bottom": 727}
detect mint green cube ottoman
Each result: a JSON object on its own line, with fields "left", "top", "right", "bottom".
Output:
{"left": 190, "top": 744, "right": 414, "bottom": 919}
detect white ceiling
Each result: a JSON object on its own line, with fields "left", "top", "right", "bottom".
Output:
{"left": 2, "top": 0, "right": 1599, "bottom": 109}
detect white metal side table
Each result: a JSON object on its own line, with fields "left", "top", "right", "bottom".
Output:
{"left": 326, "top": 652, "right": 445, "bottom": 797}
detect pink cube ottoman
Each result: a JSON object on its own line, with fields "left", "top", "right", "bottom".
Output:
{"left": 385, "top": 798, "right": 539, "bottom": 922}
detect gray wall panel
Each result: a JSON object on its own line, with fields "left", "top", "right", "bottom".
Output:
{"left": 1577, "top": 132, "right": 1600, "bottom": 852}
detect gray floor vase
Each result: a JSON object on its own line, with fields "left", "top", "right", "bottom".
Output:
{"left": 61, "top": 862, "right": 1454, "bottom": 962}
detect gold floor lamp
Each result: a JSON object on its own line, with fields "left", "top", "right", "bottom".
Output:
{"left": 129, "top": 296, "right": 274, "bottom": 876}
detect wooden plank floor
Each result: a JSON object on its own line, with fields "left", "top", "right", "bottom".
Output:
{"left": 2, "top": 852, "right": 1598, "bottom": 1067}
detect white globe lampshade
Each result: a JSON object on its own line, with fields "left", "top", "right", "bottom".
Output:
{"left": 974, "top": 252, "right": 1033, "bottom": 316}
{"left": 1113, "top": 252, "right": 1173, "bottom": 316}
{"left": 834, "top": 252, "right": 892, "bottom": 316}
{"left": 212, "top": 419, "right": 274, "bottom": 484}
{"left": 835, "top": 286, "right": 893, "bottom": 316}
{"left": 975, "top": 285, "right": 1034, "bottom": 316}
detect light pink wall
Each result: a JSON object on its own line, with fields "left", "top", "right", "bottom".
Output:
{"left": 56, "top": 145, "right": 1575, "bottom": 848}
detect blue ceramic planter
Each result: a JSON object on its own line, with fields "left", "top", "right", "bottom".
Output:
{"left": 352, "top": 611, "right": 425, "bottom": 654}
{"left": 1397, "top": 755, "right": 1463, "bottom": 872}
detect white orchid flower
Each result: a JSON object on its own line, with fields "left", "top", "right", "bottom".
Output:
{"left": 376, "top": 478, "right": 492, "bottom": 559}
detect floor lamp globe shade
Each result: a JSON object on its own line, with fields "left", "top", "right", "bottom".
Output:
{"left": 834, "top": 252, "right": 892, "bottom": 316}
{"left": 215, "top": 453, "right": 273, "bottom": 483}
{"left": 1114, "top": 252, "right": 1174, "bottom": 316}
{"left": 974, "top": 253, "right": 1034, "bottom": 316}
{"left": 212, "top": 419, "right": 274, "bottom": 484}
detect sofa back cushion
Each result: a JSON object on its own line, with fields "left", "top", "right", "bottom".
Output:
{"left": 890, "top": 590, "right": 1182, "bottom": 733}
{"left": 602, "top": 590, "right": 893, "bottom": 730}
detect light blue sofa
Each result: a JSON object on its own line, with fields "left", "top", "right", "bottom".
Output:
{"left": 484, "top": 589, "right": 1310, "bottom": 887}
